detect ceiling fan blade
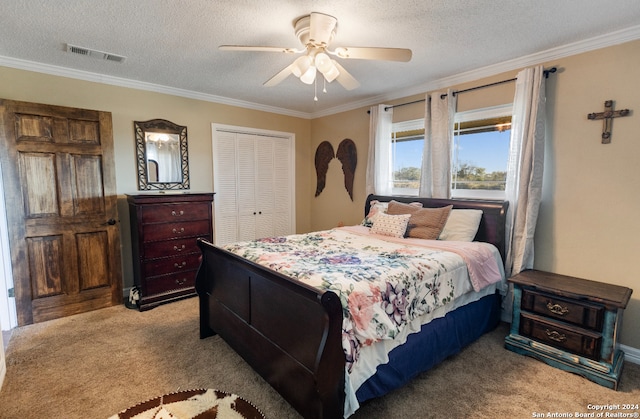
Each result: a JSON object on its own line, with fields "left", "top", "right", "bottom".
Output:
{"left": 219, "top": 45, "right": 299, "bottom": 54}
{"left": 263, "top": 63, "right": 295, "bottom": 87}
{"left": 333, "top": 61, "right": 360, "bottom": 91}
{"left": 309, "top": 12, "right": 337, "bottom": 46}
{"left": 333, "top": 47, "right": 412, "bottom": 62}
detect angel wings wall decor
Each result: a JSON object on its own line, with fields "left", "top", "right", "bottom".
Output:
{"left": 314, "top": 139, "right": 357, "bottom": 200}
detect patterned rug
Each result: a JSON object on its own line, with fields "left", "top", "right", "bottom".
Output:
{"left": 108, "top": 389, "right": 265, "bottom": 419}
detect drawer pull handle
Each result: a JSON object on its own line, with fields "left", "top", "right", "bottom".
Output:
{"left": 173, "top": 245, "right": 186, "bottom": 252}
{"left": 171, "top": 210, "right": 185, "bottom": 216}
{"left": 174, "top": 262, "right": 187, "bottom": 269}
{"left": 175, "top": 278, "right": 187, "bottom": 285}
{"left": 546, "top": 302, "right": 569, "bottom": 316}
{"left": 172, "top": 227, "right": 185, "bottom": 234}
{"left": 545, "top": 329, "right": 567, "bottom": 343}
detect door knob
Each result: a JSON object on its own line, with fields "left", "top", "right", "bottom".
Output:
{"left": 105, "top": 219, "right": 117, "bottom": 226}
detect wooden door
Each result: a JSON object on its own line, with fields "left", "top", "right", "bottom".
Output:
{"left": 0, "top": 99, "right": 122, "bottom": 325}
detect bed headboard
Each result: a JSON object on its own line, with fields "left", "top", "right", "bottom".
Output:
{"left": 365, "top": 194, "right": 509, "bottom": 262}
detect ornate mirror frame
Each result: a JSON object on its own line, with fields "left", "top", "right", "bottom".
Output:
{"left": 134, "top": 119, "right": 190, "bottom": 190}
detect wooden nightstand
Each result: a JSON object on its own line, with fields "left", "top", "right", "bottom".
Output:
{"left": 504, "top": 270, "right": 632, "bottom": 390}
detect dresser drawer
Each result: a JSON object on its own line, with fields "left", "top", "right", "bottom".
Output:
{"left": 141, "top": 202, "right": 211, "bottom": 224}
{"left": 519, "top": 312, "right": 601, "bottom": 360}
{"left": 142, "top": 220, "right": 211, "bottom": 242}
{"left": 142, "top": 252, "right": 202, "bottom": 278}
{"left": 144, "top": 270, "right": 197, "bottom": 296}
{"left": 142, "top": 237, "right": 201, "bottom": 260}
{"left": 521, "top": 288, "right": 604, "bottom": 331}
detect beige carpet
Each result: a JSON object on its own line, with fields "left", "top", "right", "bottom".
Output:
{"left": 0, "top": 297, "right": 638, "bottom": 418}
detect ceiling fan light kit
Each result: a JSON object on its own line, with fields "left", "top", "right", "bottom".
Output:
{"left": 300, "top": 65, "right": 317, "bottom": 85}
{"left": 219, "top": 12, "right": 411, "bottom": 97}
{"left": 291, "top": 55, "right": 312, "bottom": 78}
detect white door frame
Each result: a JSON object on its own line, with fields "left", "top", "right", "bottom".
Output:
{"left": 0, "top": 162, "right": 17, "bottom": 331}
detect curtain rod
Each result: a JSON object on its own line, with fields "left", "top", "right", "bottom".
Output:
{"left": 375, "top": 67, "right": 557, "bottom": 111}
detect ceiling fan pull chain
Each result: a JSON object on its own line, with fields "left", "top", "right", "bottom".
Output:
{"left": 323, "top": 77, "right": 327, "bottom": 94}
{"left": 314, "top": 76, "right": 318, "bottom": 101}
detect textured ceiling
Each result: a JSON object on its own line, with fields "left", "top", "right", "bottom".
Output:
{"left": 1, "top": 0, "right": 640, "bottom": 117}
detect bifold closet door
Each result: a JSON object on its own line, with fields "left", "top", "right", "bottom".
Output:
{"left": 212, "top": 129, "right": 294, "bottom": 245}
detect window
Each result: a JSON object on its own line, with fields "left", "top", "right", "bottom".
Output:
{"left": 389, "top": 104, "right": 512, "bottom": 198}
{"left": 452, "top": 104, "right": 512, "bottom": 199}
{"left": 390, "top": 119, "right": 424, "bottom": 195}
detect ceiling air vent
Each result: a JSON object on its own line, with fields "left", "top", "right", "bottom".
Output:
{"left": 65, "top": 43, "right": 126, "bottom": 63}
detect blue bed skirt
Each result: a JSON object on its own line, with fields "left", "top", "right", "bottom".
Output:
{"left": 356, "top": 292, "right": 501, "bottom": 402}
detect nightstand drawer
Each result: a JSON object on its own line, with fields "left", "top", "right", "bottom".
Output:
{"left": 521, "top": 288, "right": 604, "bottom": 331}
{"left": 519, "top": 312, "right": 601, "bottom": 360}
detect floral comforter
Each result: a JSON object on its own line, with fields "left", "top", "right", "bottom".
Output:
{"left": 222, "top": 226, "right": 503, "bottom": 375}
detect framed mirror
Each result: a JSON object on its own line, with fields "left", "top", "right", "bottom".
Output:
{"left": 134, "top": 119, "right": 190, "bottom": 190}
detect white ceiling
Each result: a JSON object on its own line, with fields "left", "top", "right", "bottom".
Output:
{"left": 2, "top": 0, "right": 640, "bottom": 118}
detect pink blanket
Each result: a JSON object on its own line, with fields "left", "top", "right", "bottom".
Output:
{"left": 340, "top": 225, "right": 503, "bottom": 291}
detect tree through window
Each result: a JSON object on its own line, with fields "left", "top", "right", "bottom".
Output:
{"left": 389, "top": 104, "right": 512, "bottom": 198}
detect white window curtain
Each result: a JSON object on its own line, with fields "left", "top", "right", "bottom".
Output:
{"left": 419, "top": 90, "right": 456, "bottom": 198}
{"left": 366, "top": 104, "right": 393, "bottom": 195}
{"left": 504, "top": 65, "right": 547, "bottom": 278}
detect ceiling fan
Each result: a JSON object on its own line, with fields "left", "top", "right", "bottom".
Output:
{"left": 219, "top": 12, "right": 412, "bottom": 92}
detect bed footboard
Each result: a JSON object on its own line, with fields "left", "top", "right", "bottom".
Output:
{"left": 196, "top": 238, "right": 346, "bottom": 419}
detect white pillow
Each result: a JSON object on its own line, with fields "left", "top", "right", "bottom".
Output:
{"left": 370, "top": 212, "right": 411, "bottom": 238}
{"left": 438, "top": 209, "right": 483, "bottom": 241}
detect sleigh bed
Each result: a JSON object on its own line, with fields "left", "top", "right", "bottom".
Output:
{"left": 196, "top": 194, "right": 509, "bottom": 418}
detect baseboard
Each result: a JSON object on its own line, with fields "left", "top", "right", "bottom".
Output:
{"left": 620, "top": 343, "right": 640, "bottom": 365}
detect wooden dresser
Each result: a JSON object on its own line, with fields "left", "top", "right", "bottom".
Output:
{"left": 505, "top": 269, "right": 632, "bottom": 389}
{"left": 127, "top": 193, "right": 214, "bottom": 311}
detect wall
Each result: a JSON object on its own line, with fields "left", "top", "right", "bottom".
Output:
{"left": 310, "top": 39, "right": 640, "bottom": 349}
{"left": 0, "top": 67, "right": 313, "bottom": 290}
{"left": 1, "top": 39, "right": 638, "bottom": 349}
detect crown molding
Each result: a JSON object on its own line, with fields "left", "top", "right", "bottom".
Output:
{"left": 1, "top": 24, "right": 639, "bottom": 121}
{"left": 309, "top": 23, "right": 640, "bottom": 118}
{"left": 0, "top": 55, "right": 311, "bottom": 119}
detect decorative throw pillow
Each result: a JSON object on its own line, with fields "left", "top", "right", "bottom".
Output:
{"left": 439, "top": 209, "right": 483, "bottom": 241}
{"left": 361, "top": 200, "right": 387, "bottom": 227}
{"left": 370, "top": 212, "right": 412, "bottom": 238}
{"left": 387, "top": 201, "right": 453, "bottom": 240}
{"left": 362, "top": 200, "right": 423, "bottom": 227}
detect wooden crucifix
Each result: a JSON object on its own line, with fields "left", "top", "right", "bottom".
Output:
{"left": 587, "top": 100, "right": 630, "bottom": 144}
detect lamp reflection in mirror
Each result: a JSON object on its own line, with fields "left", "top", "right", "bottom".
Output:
{"left": 144, "top": 133, "right": 181, "bottom": 183}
